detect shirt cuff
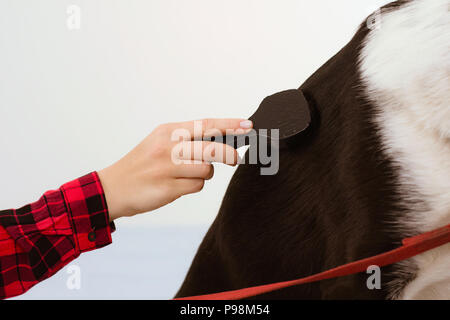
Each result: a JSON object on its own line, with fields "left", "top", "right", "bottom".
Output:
{"left": 60, "top": 172, "right": 114, "bottom": 254}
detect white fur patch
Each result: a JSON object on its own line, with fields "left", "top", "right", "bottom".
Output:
{"left": 359, "top": 0, "right": 450, "bottom": 299}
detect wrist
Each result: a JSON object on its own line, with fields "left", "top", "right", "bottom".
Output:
{"left": 98, "top": 165, "right": 129, "bottom": 222}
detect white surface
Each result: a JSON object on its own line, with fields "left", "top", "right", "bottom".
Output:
{"left": 0, "top": 0, "right": 390, "bottom": 299}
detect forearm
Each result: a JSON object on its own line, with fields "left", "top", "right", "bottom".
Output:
{"left": 0, "top": 172, "right": 114, "bottom": 299}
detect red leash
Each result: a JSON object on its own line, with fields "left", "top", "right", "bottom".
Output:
{"left": 175, "top": 224, "right": 450, "bottom": 300}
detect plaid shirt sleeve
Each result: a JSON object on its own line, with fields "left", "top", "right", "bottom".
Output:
{"left": 0, "top": 172, "right": 115, "bottom": 299}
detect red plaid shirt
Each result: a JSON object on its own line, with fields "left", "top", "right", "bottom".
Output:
{"left": 0, "top": 172, "right": 114, "bottom": 299}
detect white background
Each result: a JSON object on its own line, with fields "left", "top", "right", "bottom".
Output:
{"left": 1, "top": 0, "right": 389, "bottom": 299}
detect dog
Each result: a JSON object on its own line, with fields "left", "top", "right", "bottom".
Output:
{"left": 175, "top": 0, "right": 450, "bottom": 299}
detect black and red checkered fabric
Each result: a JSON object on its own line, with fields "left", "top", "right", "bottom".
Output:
{"left": 0, "top": 172, "right": 114, "bottom": 299}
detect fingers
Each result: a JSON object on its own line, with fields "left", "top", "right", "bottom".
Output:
{"left": 173, "top": 141, "right": 239, "bottom": 166}
{"left": 175, "top": 178, "right": 206, "bottom": 195}
{"left": 166, "top": 118, "right": 253, "bottom": 139}
{"left": 172, "top": 163, "right": 214, "bottom": 180}
{"left": 171, "top": 162, "right": 213, "bottom": 198}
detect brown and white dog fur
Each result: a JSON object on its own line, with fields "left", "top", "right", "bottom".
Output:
{"left": 176, "top": 0, "right": 450, "bottom": 299}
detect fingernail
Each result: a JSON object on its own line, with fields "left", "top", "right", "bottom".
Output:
{"left": 240, "top": 120, "right": 253, "bottom": 129}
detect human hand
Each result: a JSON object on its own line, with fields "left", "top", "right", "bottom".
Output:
{"left": 98, "top": 118, "right": 253, "bottom": 221}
